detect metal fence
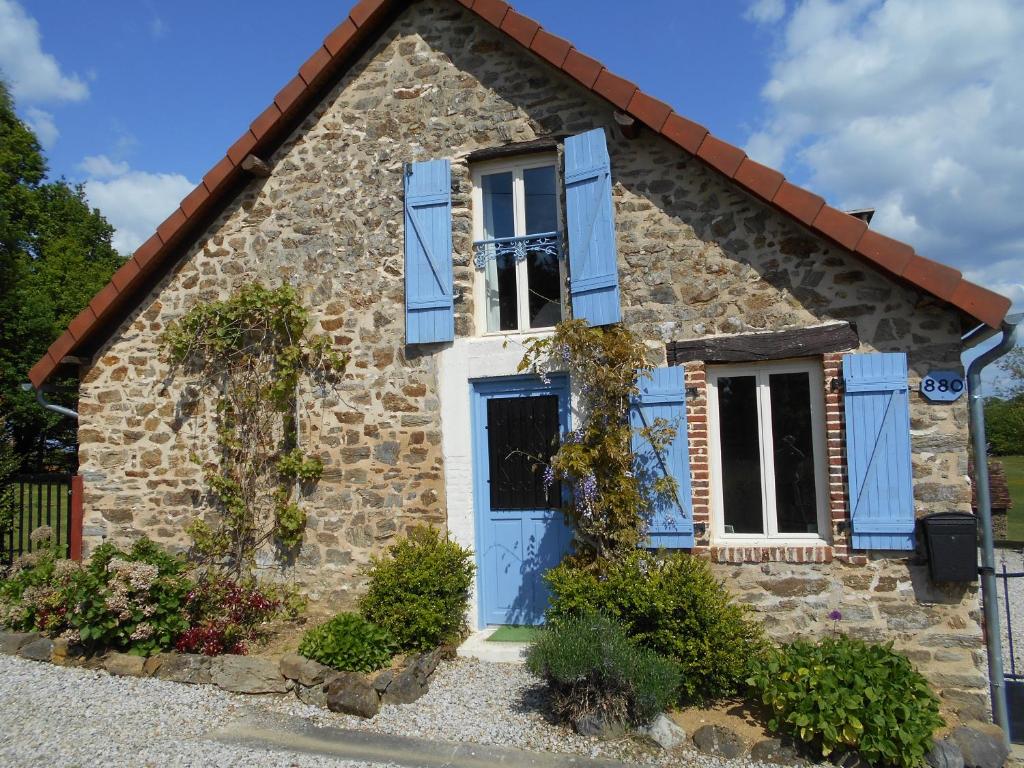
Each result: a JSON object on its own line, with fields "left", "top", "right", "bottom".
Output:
{"left": 1, "top": 473, "right": 76, "bottom": 566}
{"left": 998, "top": 559, "right": 1023, "bottom": 744}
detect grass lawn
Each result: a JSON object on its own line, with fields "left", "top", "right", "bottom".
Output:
{"left": 1001, "top": 455, "right": 1024, "bottom": 541}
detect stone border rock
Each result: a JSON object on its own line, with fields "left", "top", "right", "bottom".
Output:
{"left": 0, "top": 629, "right": 446, "bottom": 717}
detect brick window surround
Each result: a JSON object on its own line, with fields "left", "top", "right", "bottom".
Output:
{"left": 684, "top": 354, "right": 866, "bottom": 565}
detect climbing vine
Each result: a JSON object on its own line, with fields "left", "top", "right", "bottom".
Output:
{"left": 161, "top": 282, "right": 347, "bottom": 575}
{"left": 518, "top": 319, "right": 678, "bottom": 564}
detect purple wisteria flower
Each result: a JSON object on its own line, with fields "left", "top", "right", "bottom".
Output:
{"left": 827, "top": 610, "right": 842, "bottom": 622}
{"left": 542, "top": 465, "right": 556, "bottom": 490}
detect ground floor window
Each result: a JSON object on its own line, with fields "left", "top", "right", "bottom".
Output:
{"left": 707, "top": 359, "right": 829, "bottom": 542}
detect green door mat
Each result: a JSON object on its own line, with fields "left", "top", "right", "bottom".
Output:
{"left": 487, "top": 626, "right": 541, "bottom": 643}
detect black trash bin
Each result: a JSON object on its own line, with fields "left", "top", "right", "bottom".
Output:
{"left": 921, "top": 512, "right": 978, "bottom": 583}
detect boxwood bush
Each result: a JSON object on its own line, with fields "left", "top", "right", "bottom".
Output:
{"left": 359, "top": 526, "right": 474, "bottom": 651}
{"left": 527, "top": 612, "right": 680, "bottom": 728}
{"left": 545, "top": 550, "right": 766, "bottom": 702}
{"left": 747, "top": 635, "right": 944, "bottom": 768}
{"left": 299, "top": 612, "right": 396, "bottom": 673}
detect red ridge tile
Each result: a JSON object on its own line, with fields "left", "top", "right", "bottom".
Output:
{"left": 227, "top": 130, "right": 258, "bottom": 166}
{"left": 29, "top": 354, "right": 58, "bottom": 388}
{"left": 500, "top": 9, "right": 540, "bottom": 48}
{"left": 562, "top": 49, "right": 603, "bottom": 89}
{"left": 274, "top": 76, "right": 308, "bottom": 116}
{"left": 110, "top": 258, "right": 141, "bottom": 293}
{"left": 773, "top": 181, "right": 825, "bottom": 226}
{"left": 472, "top": 0, "right": 511, "bottom": 27}
{"left": 811, "top": 205, "right": 867, "bottom": 252}
{"left": 132, "top": 234, "right": 165, "bottom": 272}
{"left": 324, "top": 18, "right": 358, "bottom": 55}
{"left": 250, "top": 104, "right": 282, "bottom": 142}
{"left": 950, "top": 282, "right": 1012, "bottom": 329}
{"left": 203, "top": 156, "right": 236, "bottom": 192}
{"left": 156, "top": 208, "right": 188, "bottom": 246}
{"left": 696, "top": 135, "right": 745, "bottom": 178}
{"left": 856, "top": 230, "right": 915, "bottom": 275}
{"left": 67, "top": 307, "right": 98, "bottom": 341}
{"left": 47, "top": 331, "right": 77, "bottom": 364}
{"left": 593, "top": 70, "right": 637, "bottom": 110}
{"left": 734, "top": 158, "right": 784, "bottom": 202}
{"left": 180, "top": 184, "right": 210, "bottom": 220}
{"left": 348, "top": 0, "right": 387, "bottom": 28}
{"left": 660, "top": 113, "right": 708, "bottom": 154}
{"left": 530, "top": 29, "right": 571, "bottom": 68}
{"left": 299, "top": 46, "right": 332, "bottom": 87}
{"left": 626, "top": 92, "right": 671, "bottom": 132}
{"left": 902, "top": 256, "right": 962, "bottom": 301}
{"left": 88, "top": 282, "right": 121, "bottom": 319}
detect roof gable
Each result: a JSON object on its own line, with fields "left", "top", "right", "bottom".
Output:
{"left": 28, "top": 0, "right": 1012, "bottom": 387}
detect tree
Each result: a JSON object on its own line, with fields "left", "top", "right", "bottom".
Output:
{"left": 0, "top": 81, "right": 123, "bottom": 471}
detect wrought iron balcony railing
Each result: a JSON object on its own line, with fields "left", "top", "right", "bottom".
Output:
{"left": 472, "top": 231, "right": 561, "bottom": 269}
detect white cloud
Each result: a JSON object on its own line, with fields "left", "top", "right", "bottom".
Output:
{"left": 745, "top": 0, "right": 787, "bottom": 24}
{"left": 80, "top": 156, "right": 195, "bottom": 255}
{"left": 0, "top": 0, "right": 88, "bottom": 104}
{"left": 24, "top": 107, "right": 58, "bottom": 147}
{"left": 744, "top": 0, "right": 1024, "bottom": 309}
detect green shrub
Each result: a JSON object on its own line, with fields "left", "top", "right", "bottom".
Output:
{"left": 748, "top": 635, "right": 944, "bottom": 768}
{"left": 526, "top": 612, "right": 680, "bottom": 727}
{"left": 299, "top": 612, "right": 395, "bottom": 673}
{"left": 545, "top": 550, "right": 766, "bottom": 702}
{"left": 359, "top": 526, "right": 474, "bottom": 651}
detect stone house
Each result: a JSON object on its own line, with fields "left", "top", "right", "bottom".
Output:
{"left": 28, "top": 0, "right": 1012, "bottom": 721}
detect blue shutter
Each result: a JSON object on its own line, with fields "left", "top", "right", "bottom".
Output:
{"left": 404, "top": 159, "right": 454, "bottom": 344}
{"left": 843, "top": 352, "right": 915, "bottom": 550}
{"left": 564, "top": 128, "right": 621, "bottom": 326}
{"left": 630, "top": 366, "right": 695, "bottom": 548}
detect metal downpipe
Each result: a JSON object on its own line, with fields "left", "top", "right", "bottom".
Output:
{"left": 21, "top": 383, "right": 79, "bottom": 421}
{"left": 966, "top": 321, "right": 1018, "bottom": 745}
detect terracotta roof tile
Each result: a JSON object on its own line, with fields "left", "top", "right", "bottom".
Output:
{"left": 156, "top": 208, "right": 188, "bottom": 245}
{"left": 562, "top": 49, "right": 603, "bottom": 89}
{"left": 696, "top": 135, "right": 745, "bottom": 178}
{"left": 733, "top": 158, "right": 784, "bottom": 202}
{"left": 67, "top": 307, "right": 97, "bottom": 342}
{"left": 500, "top": 9, "right": 540, "bottom": 48}
{"left": 203, "top": 156, "right": 236, "bottom": 192}
{"left": 593, "top": 70, "right": 637, "bottom": 110}
{"left": 472, "top": 0, "right": 510, "bottom": 27}
{"left": 348, "top": 0, "right": 388, "bottom": 27}
{"left": 626, "top": 92, "right": 672, "bottom": 132}
{"left": 773, "top": 181, "right": 825, "bottom": 226}
{"left": 324, "top": 18, "right": 359, "bottom": 55}
{"left": 109, "top": 258, "right": 141, "bottom": 293}
{"left": 811, "top": 205, "right": 868, "bottom": 252}
{"left": 530, "top": 29, "right": 571, "bottom": 68}
{"left": 28, "top": 0, "right": 1010, "bottom": 388}
{"left": 298, "top": 46, "right": 333, "bottom": 87}
{"left": 660, "top": 113, "right": 708, "bottom": 155}
{"left": 856, "top": 229, "right": 915, "bottom": 276}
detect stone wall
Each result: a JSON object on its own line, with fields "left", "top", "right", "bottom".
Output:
{"left": 74, "top": 0, "right": 983, "bottom": 716}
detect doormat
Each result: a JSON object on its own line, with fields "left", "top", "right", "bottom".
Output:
{"left": 486, "top": 626, "right": 541, "bottom": 643}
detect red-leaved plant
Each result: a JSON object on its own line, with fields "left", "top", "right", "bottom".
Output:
{"left": 175, "top": 575, "right": 280, "bottom": 656}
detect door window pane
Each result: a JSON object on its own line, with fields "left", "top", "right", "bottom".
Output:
{"left": 527, "top": 250, "right": 561, "bottom": 328}
{"left": 487, "top": 395, "right": 561, "bottom": 510}
{"left": 769, "top": 372, "right": 819, "bottom": 534}
{"left": 524, "top": 165, "right": 557, "bottom": 234}
{"left": 481, "top": 172, "right": 516, "bottom": 332}
{"left": 716, "top": 375, "right": 764, "bottom": 534}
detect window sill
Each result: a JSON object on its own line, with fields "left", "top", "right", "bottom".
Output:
{"left": 706, "top": 542, "right": 835, "bottom": 564}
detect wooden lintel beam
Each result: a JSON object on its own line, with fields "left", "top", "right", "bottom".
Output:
{"left": 614, "top": 111, "right": 639, "bottom": 139}
{"left": 241, "top": 154, "right": 272, "bottom": 177}
{"left": 666, "top": 322, "right": 859, "bottom": 365}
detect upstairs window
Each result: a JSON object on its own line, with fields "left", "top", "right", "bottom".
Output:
{"left": 472, "top": 157, "right": 564, "bottom": 334}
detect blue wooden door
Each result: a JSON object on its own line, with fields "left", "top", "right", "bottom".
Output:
{"left": 472, "top": 378, "right": 573, "bottom": 626}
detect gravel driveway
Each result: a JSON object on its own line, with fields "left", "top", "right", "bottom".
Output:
{"left": 0, "top": 652, "right": 777, "bottom": 768}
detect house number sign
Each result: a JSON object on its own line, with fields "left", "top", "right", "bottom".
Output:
{"left": 919, "top": 370, "right": 965, "bottom": 402}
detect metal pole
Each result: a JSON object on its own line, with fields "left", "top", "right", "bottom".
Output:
{"left": 966, "top": 320, "right": 1019, "bottom": 747}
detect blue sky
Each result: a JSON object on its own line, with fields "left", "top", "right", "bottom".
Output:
{"left": 2, "top": 0, "right": 1021, "bottom": 389}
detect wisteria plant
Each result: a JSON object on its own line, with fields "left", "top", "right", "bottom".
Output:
{"left": 518, "top": 320, "right": 679, "bottom": 563}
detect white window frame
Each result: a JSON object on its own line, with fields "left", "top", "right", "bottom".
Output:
{"left": 706, "top": 358, "right": 831, "bottom": 545}
{"left": 471, "top": 155, "right": 565, "bottom": 336}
